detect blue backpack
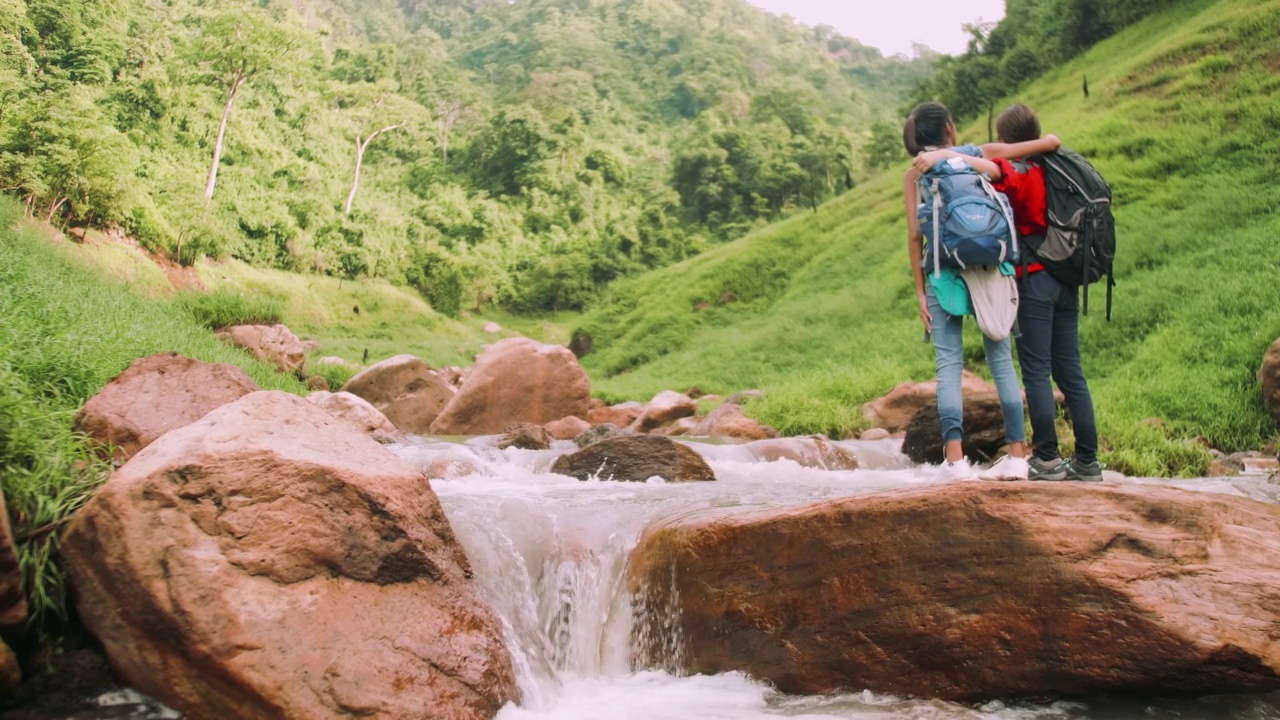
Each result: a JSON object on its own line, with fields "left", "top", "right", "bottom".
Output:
{"left": 917, "top": 157, "right": 1019, "bottom": 277}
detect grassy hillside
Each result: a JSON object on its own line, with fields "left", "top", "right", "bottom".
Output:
{"left": 577, "top": 0, "right": 1280, "bottom": 476}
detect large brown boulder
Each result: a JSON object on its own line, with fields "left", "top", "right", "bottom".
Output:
{"left": 630, "top": 482, "right": 1280, "bottom": 702}
{"left": 341, "top": 354, "right": 456, "bottom": 435}
{"left": 305, "top": 391, "right": 403, "bottom": 444}
{"left": 214, "top": 324, "right": 307, "bottom": 375}
{"left": 1262, "top": 337, "right": 1280, "bottom": 424}
{"left": 431, "top": 338, "right": 591, "bottom": 436}
{"left": 74, "top": 353, "right": 260, "bottom": 463}
{"left": 62, "top": 391, "right": 518, "bottom": 720}
{"left": 901, "top": 391, "right": 1009, "bottom": 464}
{"left": 551, "top": 435, "right": 715, "bottom": 483}
{"left": 862, "top": 371, "right": 995, "bottom": 433}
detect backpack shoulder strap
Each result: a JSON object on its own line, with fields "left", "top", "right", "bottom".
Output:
{"left": 977, "top": 174, "right": 1018, "bottom": 263}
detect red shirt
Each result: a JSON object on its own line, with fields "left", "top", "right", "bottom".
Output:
{"left": 992, "top": 158, "right": 1046, "bottom": 276}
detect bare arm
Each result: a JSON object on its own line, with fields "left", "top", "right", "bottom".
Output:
{"left": 912, "top": 149, "right": 1003, "bottom": 180}
{"left": 980, "top": 133, "right": 1060, "bottom": 160}
{"left": 903, "top": 169, "right": 931, "bottom": 332}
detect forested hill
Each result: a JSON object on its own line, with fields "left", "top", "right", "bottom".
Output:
{"left": 0, "top": 0, "right": 924, "bottom": 312}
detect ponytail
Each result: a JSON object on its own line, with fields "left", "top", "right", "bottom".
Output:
{"left": 902, "top": 102, "right": 953, "bottom": 157}
{"left": 902, "top": 116, "right": 922, "bottom": 157}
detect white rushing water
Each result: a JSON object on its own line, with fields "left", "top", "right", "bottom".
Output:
{"left": 389, "top": 436, "right": 1280, "bottom": 720}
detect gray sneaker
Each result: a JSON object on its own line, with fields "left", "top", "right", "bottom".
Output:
{"left": 1028, "top": 456, "right": 1068, "bottom": 481}
{"left": 1064, "top": 457, "right": 1104, "bottom": 482}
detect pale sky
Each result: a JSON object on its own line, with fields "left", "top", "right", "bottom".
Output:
{"left": 745, "top": 1, "right": 1007, "bottom": 57}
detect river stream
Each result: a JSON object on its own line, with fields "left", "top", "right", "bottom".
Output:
{"left": 20, "top": 437, "right": 1280, "bottom": 720}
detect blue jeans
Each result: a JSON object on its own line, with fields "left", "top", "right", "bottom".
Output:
{"left": 927, "top": 286, "right": 1026, "bottom": 445}
{"left": 1015, "top": 271, "right": 1099, "bottom": 464}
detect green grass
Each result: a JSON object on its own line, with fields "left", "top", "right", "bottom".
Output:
{"left": 0, "top": 201, "right": 305, "bottom": 632}
{"left": 174, "top": 286, "right": 286, "bottom": 329}
{"left": 191, "top": 259, "right": 582, "bottom": 374}
{"left": 576, "top": 0, "right": 1280, "bottom": 476}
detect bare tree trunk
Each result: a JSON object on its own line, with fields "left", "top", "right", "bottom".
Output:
{"left": 345, "top": 122, "right": 406, "bottom": 214}
{"left": 345, "top": 136, "right": 366, "bottom": 215}
{"left": 46, "top": 196, "right": 68, "bottom": 223}
{"left": 438, "top": 100, "right": 461, "bottom": 164}
{"left": 205, "top": 75, "right": 246, "bottom": 201}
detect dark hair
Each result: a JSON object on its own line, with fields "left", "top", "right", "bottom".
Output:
{"left": 902, "top": 102, "right": 952, "bottom": 156}
{"left": 996, "top": 103, "right": 1041, "bottom": 144}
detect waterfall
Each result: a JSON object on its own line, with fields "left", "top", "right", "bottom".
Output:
{"left": 391, "top": 437, "right": 1280, "bottom": 720}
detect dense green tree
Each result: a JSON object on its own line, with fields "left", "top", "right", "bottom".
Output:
{"left": 182, "top": 3, "right": 295, "bottom": 200}
{"left": 0, "top": 0, "right": 927, "bottom": 311}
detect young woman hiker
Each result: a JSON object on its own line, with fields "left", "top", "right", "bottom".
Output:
{"left": 902, "top": 101, "right": 1045, "bottom": 481}
{"left": 913, "top": 103, "right": 1102, "bottom": 482}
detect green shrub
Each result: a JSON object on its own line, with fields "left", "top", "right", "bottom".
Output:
{"left": 174, "top": 286, "right": 285, "bottom": 329}
{"left": 309, "top": 358, "right": 358, "bottom": 392}
{"left": 0, "top": 366, "right": 110, "bottom": 630}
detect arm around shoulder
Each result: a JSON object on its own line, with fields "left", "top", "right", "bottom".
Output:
{"left": 981, "top": 133, "right": 1061, "bottom": 159}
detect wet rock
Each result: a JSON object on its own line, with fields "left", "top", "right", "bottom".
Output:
{"left": 574, "top": 423, "right": 633, "bottom": 448}
{"left": 900, "top": 392, "right": 1009, "bottom": 465}
{"left": 630, "top": 482, "right": 1280, "bottom": 702}
{"left": 862, "top": 371, "right": 994, "bottom": 433}
{"left": 860, "top": 428, "right": 892, "bottom": 441}
{"left": 738, "top": 436, "right": 859, "bottom": 470}
{"left": 74, "top": 353, "right": 260, "bottom": 463}
{"left": 588, "top": 401, "right": 644, "bottom": 428}
{"left": 214, "top": 323, "right": 307, "bottom": 375}
{"left": 629, "top": 391, "right": 697, "bottom": 434}
{"left": 62, "top": 391, "right": 518, "bottom": 720}
{"left": 341, "top": 354, "right": 456, "bottom": 435}
{"left": 552, "top": 435, "right": 715, "bottom": 483}
{"left": 498, "top": 422, "right": 552, "bottom": 450}
{"left": 431, "top": 338, "right": 591, "bottom": 436}
{"left": 305, "top": 390, "right": 403, "bottom": 444}
{"left": 1262, "top": 337, "right": 1280, "bottom": 424}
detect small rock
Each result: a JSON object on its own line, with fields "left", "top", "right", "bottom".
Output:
{"left": 545, "top": 416, "right": 591, "bottom": 441}
{"left": 498, "top": 422, "right": 552, "bottom": 450}
{"left": 860, "top": 428, "right": 892, "bottom": 441}
{"left": 483, "top": 321, "right": 501, "bottom": 334}
{"left": 553, "top": 435, "right": 715, "bottom": 483}
{"left": 575, "top": 423, "right": 633, "bottom": 448}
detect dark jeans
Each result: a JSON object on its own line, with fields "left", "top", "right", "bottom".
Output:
{"left": 1015, "top": 271, "right": 1099, "bottom": 464}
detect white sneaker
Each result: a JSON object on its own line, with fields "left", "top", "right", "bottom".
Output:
{"left": 980, "top": 455, "right": 1030, "bottom": 481}
{"left": 939, "top": 458, "right": 978, "bottom": 481}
